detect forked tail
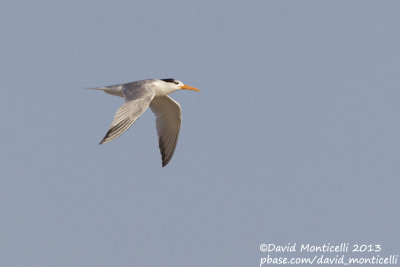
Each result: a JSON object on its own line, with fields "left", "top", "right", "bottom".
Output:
{"left": 85, "top": 84, "right": 124, "bottom": 97}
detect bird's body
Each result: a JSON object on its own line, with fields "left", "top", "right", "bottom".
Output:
{"left": 89, "top": 79, "right": 200, "bottom": 167}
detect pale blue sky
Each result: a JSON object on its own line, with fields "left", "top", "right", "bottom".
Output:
{"left": 1, "top": 1, "right": 399, "bottom": 266}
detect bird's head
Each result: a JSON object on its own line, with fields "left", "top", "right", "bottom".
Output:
{"left": 159, "top": 78, "right": 200, "bottom": 95}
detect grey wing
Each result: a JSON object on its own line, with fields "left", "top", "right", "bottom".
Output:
{"left": 99, "top": 83, "right": 155, "bottom": 144}
{"left": 150, "top": 96, "right": 182, "bottom": 167}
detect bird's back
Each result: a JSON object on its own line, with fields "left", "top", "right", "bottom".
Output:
{"left": 122, "top": 80, "right": 156, "bottom": 101}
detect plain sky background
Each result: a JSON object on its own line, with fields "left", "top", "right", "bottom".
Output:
{"left": 1, "top": 1, "right": 399, "bottom": 266}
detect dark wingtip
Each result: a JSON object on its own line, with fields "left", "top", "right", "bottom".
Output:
{"left": 98, "top": 128, "right": 113, "bottom": 145}
{"left": 162, "top": 158, "right": 172, "bottom": 167}
{"left": 159, "top": 137, "right": 170, "bottom": 167}
{"left": 98, "top": 137, "right": 106, "bottom": 145}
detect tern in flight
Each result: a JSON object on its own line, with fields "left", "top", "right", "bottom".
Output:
{"left": 89, "top": 79, "right": 200, "bottom": 167}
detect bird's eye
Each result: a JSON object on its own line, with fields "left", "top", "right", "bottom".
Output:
{"left": 174, "top": 81, "right": 179, "bottom": 85}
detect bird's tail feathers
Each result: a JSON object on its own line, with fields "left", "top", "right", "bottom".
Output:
{"left": 85, "top": 85, "right": 124, "bottom": 97}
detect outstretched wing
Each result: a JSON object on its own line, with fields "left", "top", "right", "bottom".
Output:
{"left": 150, "top": 96, "right": 182, "bottom": 167}
{"left": 100, "top": 83, "right": 155, "bottom": 144}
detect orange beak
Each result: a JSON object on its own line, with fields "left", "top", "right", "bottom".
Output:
{"left": 180, "top": 84, "right": 200, "bottom": 91}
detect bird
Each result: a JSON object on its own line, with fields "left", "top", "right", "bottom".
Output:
{"left": 88, "top": 78, "right": 200, "bottom": 167}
